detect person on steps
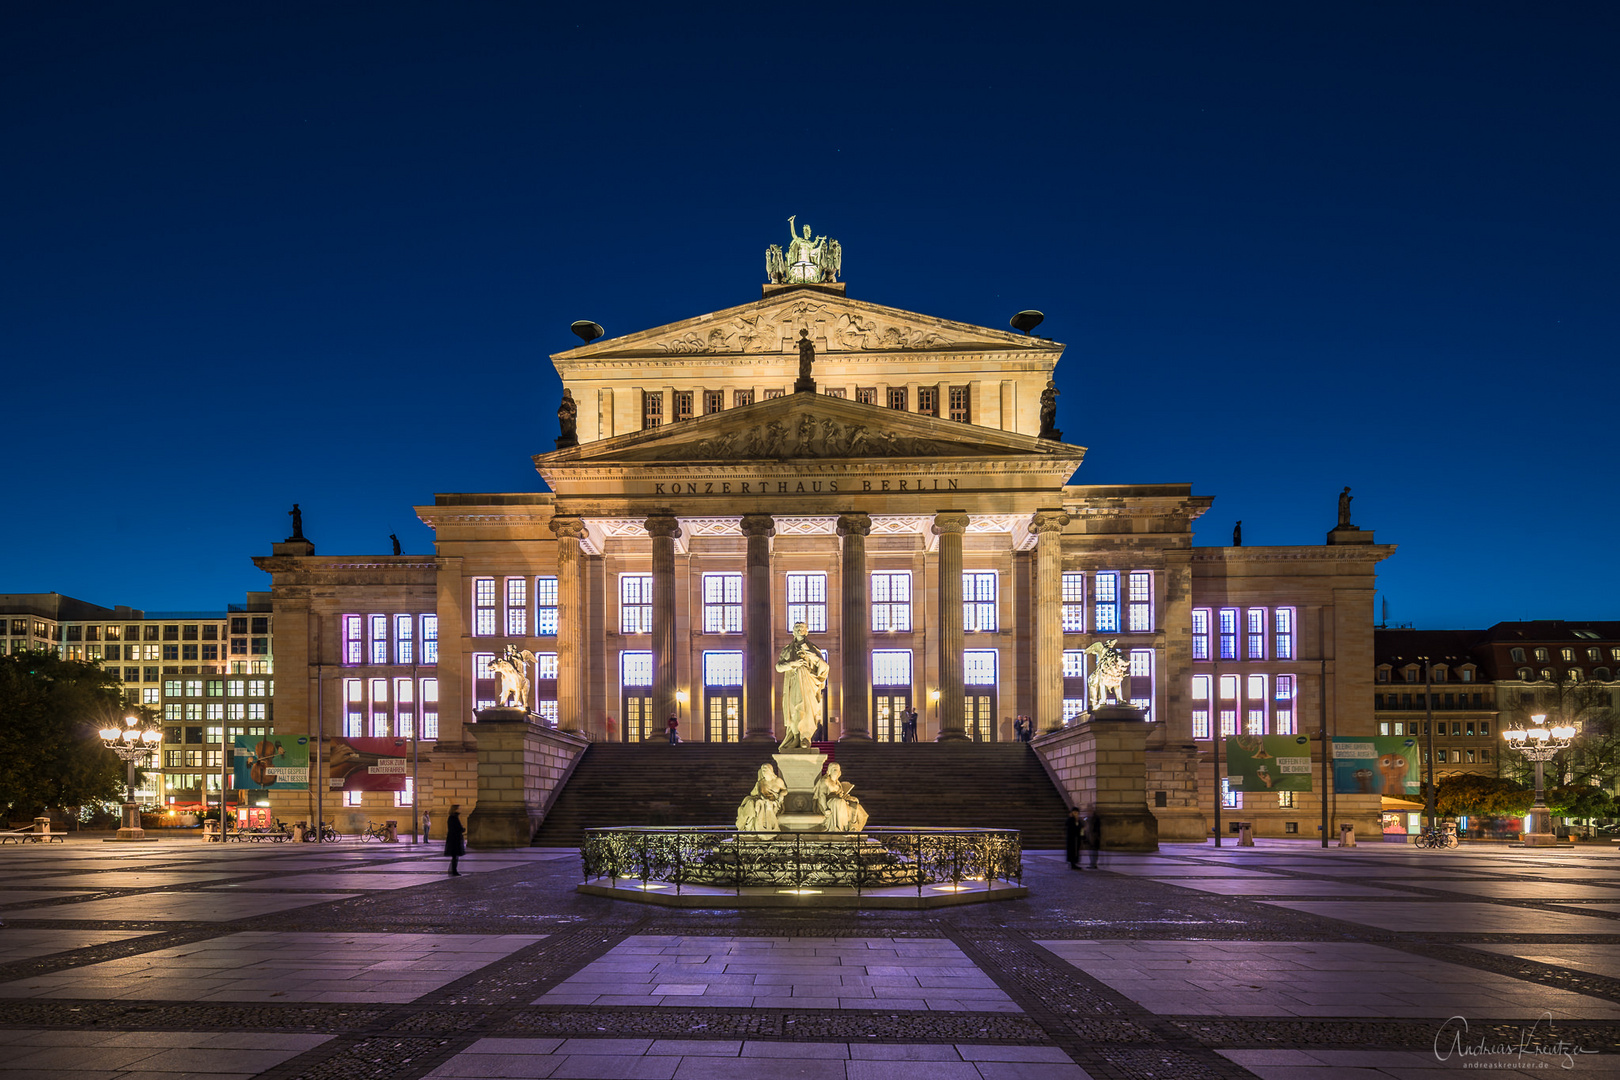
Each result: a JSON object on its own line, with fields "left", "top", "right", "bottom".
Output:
{"left": 445, "top": 805, "right": 466, "bottom": 876}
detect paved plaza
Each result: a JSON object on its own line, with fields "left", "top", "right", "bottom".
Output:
{"left": 1, "top": 839, "right": 1617, "bottom": 1078}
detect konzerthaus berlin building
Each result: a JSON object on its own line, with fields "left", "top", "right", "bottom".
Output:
{"left": 255, "top": 261, "right": 1394, "bottom": 841}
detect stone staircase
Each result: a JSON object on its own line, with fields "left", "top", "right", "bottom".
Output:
{"left": 530, "top": 740, "right": 1071, "bottom": 848}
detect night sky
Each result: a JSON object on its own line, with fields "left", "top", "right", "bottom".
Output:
{"left": 4, "top": 2, "right": 1616, "bottom": 627}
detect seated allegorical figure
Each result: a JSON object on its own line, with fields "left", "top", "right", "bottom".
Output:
{"left": 736, "top": 763, "right": 787, "bottom": 832}
{"left": 813, "top": 763, "right": 868, "bottom": 833}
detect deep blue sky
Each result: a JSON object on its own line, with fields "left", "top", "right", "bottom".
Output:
{"left": 4, "top": 2, "right": 1615, "bottom": 626}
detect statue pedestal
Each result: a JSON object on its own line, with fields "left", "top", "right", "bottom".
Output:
{"left": 1326, "top": 525, "right": 1374, "bottom": 545}
{"left": 773, "top": 750, "right": 828, "bottom": 831}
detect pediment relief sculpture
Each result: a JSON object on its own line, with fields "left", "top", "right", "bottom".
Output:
{"left": 623, "top": 412, "right": 1003, "bottom": 462}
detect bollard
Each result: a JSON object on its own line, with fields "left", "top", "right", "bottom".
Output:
{"left": 1237, "top": 822, "right": 1254, "bottom": 846}
{"left": 34, "top": 816, "right": 51, "bottom": 836}
{"left": 292, "top": 823, "right": 306, "bottom": 843}
{"left": 1338, "top": 823, "right": 1356, "bottom": 848}
{"left": 384, "top": 820, "right": 398, "bottom": 843}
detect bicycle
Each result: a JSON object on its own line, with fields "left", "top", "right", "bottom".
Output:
{"left": 1415, "top": 827, "right": 1458, "bottom": 849}
{"left": 360, "top": 821, "right": 390, "bottom": 843}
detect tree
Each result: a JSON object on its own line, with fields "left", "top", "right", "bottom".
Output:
{"left": 1433, "top": 773, "right": 1532, "bottom": 817}
{"left": 1498, "top": 680, "right": 1620, "bottom": 792}
{"left": 0, "top": 650, "right": 129, "bottom": 819}
{"left": 1547, "top": 784, "right": 1614, "bottom": 818}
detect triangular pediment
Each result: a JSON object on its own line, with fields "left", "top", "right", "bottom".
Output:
{"left": 536, "top": 393, "right": 1084, "bottom": 471}
{"left": 552, "top": 285, "right": 1061, "bottom": 363}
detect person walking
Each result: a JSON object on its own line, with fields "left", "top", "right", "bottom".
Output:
{"left": 444, "top": 805, "right": 466, "bottom": 876}
{"left": 666, "top": 714, "right": 679, "bottom": 744}
{"left": 1065, "top": 807, "right": 1083, "bottom": 870}
{"left": 1086, "top": 806, "right": 1101, "bottom": 869}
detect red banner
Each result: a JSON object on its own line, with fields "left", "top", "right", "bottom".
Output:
{"left": 325, "top": 736, "right": 411, "bottom": 792}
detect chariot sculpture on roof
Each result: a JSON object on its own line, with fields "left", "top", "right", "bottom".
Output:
{"left": 766, "top": 215, "right": 842, "bottom": 285}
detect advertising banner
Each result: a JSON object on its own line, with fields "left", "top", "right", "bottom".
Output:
{"left": 233, "top": 735, "right": 310, "bottom": 790}
{"left": 1332, "top": 736, "right": 1421, "bottom": 795}
{"left": 1223, "top": 734, "right": 1313, "bottom": 792}
{"left": 326, "top": 736, "right": 411, "bottom": 792}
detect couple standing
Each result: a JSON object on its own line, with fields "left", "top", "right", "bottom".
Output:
{"left": 1065, "top": 807, "right": 1100, "bottom": 870}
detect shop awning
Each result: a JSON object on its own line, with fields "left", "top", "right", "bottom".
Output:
{"left": 1380, "top": 796, "right": 1427, "bottom": 811}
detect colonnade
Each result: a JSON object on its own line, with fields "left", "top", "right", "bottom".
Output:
{"left": 545, "top": 509, "right": 1069, "bottom": 740}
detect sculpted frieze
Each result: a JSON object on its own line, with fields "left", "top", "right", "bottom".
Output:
{"left": 648, "top": 298, "right": 1029, "bottom": 356}
{"left": 625, "top": 411, "right": 983, "bottom": 462}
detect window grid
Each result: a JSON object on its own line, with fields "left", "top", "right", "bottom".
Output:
{"left": 1094, "top": 572, "right": 1119, "bottom": 633}
{"left": 948, "top": 385, "right": 970, "bottom": 423}
{"left": 872, "top": 650, "right": 912, "bottom": 686}
{"left": 733, "top": 389, "right": 754, "bottom": 407}
{"left": 1127, "top": 571, "right": 1152, "bottom": 632}
{"left": 535, "top": 577, "right": 558, "bottom": 635}
{"left": 642, "top": 390, "right": 663, "bottom": 429}
{"left": 620, "top": 574, "right": 653, "bottom": 634}
{"left": 422, "top": 615, "right": 438, "bottom": 665}
{"left": 786, "top": 572, "right": 827, "bottom": 633}
{"left": 856, "top": 387, "right": 876, "bottom": 404}
{"left": 369, "top": 615, "right": 388, "bottom": 665}
{"left": 917, "top": 386, "right": 939, "bottom": 416}
{"left": 1275, "top": 607, "right": 1295, "bottom": 659}
{"left": 1274, "top": 674, "right": 1295, "bottom": 734}
{"left": 473, "top": 578, "right": 497, "bottom": 636}
{"left": 621, "top": 651, "right": 653, "bottom": 686}
{"left": 506, "top": 577, "right": 527, "bottom": 636}
{"left": 703, "top": 651, "right": 744, "bottom": 686}
{"left": 1192, "top": 608, "right": 1210, "bottom": 661}
{"left": 887, "top": 387, "right": 908, "bottom": 411}
{"left": 421, "top": 679, "right": 439, "bottom": 739}
{"left": 1192, "top": 673, "right": 1212, "bottom": 739}
{"left": 703, "top": 389, "right": 723, "bottom": 414}
{"left": 1219, "top": 674, "right": 1238, "bottom": 736}
{"left": 343, "top": 615, "right": 362, "bottom": 665}
{"left": 964, "top": 649, "right": 997, "bottom": 686}
{"left": 702, "top": 573, "right": 743, "bottom": 634}
{"left": 672, "top": 390, "right": 693, "bottom": 421}
{"left": 964, "top": 572, "right": 998, "bottom": 633}
{"left": 1247, "top": 608, "right": 1266, "bottom": 660}
{"left": 1129, "top": 648, "right": 1153, "bottom": 719}
{"left": 395, "top": 615, "right": 414, "bottom": 665}
{"left": 1061, "top": 573, "right": 1085, "bottom": 633}
{"left": 871, "top": 572, "right": 912, "bottom": 632}
{"left": 1246, "top": 673, "right": 1267, "bottom": 733}
{"left": 1218, "top": 608, "right": 1238, "bottom": 660}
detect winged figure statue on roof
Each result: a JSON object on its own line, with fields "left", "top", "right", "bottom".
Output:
{"left": 766, "top": 216, "right": 841, "bottom": 284}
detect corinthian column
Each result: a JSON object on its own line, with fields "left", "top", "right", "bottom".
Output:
{"left": 837, "top": 512, "right": 872, "bottom": 740}
{"left": 741, "top": 513, "right": 776, "bottom": 741}
{"left": 645, "top": 515, "right": 682, "bottom": 730}
{"left": 550, "top": 516, "right": 586, "bottom": 732}
{"left": 933, "top": 511, "right": 971, "bottom": 741}
{"left": 1031, "top": 510, "right": 1070, "bottom": 732}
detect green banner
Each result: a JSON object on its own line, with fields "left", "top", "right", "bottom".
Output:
{"left": 1332, "top": 735, "right": 1421, "bottom": 795}
{"left": 1224, "top": 734, "right": 1314, "bottom": 792}
{"left": 233, "top": 735, "right": 310, "bottom": 790}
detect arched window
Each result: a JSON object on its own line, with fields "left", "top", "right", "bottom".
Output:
{"left": 1517, "top": 667, "right": 1532, "bottom": 681}
{"left": 1595, "top": 667, "right": 1612, "bottom": 680}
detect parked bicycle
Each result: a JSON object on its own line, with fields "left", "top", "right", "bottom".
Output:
{"left": 298, "top": 821, "right": 339, "bottom": 843}
{"left": 1415, "top": 826, "right": 1458, "bottom": 849}
{"left": 360, "top": 821, "right": 391, "bottom": 842}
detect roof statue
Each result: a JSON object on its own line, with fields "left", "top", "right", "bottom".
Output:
{"left": 766, "top": 216, "right": 841, "bottom": 285}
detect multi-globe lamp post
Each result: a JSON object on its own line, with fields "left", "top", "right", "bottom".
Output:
{"left": 1502, "top": 713, "right": 1576, "bottom": 847}
{"left": 99, "top": 714, "right": 163, "bottom": 841}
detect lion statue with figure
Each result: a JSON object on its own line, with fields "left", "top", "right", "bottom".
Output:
{"left": 1083, "top": 639, "right": 1129, "bottom": 707}
{"left": 490, "top": 644, "right": 536, "bottom": 710}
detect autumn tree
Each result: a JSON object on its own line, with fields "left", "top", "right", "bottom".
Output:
{"left": 0, "top": 650, "right": 129, "bottom": 819}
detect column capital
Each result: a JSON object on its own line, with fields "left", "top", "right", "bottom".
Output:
{"left": 836, "top": 512, "right": 872, "bottom": 537}
{"left": 643, "top": 515, "right": 682, "bottom": 540}
{"left": 740, "top": 513, "right": 777, "bottom": 538}
{"left": 1030, "top": 510, "right": 1070, "bottom": 536}
{"left": 549, "top": 516, "right": 587, "bottom": 540}
{"left": 931, "top": 511, "right": 970, "bottom": 537}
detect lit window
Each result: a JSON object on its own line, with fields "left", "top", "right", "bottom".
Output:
{"left": 473, "top": 653, "right": 494, "bottom": 679}
{"left": 1247, "top": 608, "right": 1266, "bottom": 660}
{"left": 1219, "top": 608, "right": 1238, "bottom": 660}
{"left": 1561, "top": 647, "right": 1575, "bottom": 662}
{"left": 396, "top": 678, "right": 414, "bottom": 738}
{"left": 621, "top": 651, "right": 653, "bottom": 687}
{"left": 227, "top": 678, "right": 245, "bottom": 696}
{"left": 395, "top": 776, "right": 414, "bottom": 808}
{"left": 872, "top": 649, "right": 912, "bottom": 686}
{"left": 1129, "top": 649, "right": 1153, "bottom": 719}
{"left": 1127, "top": 572, "right": 1152, "bottom": 632}
{"left": 164, "top": 679, "right": 182, "bottom": 697}
{"left": 473, "top": 579, "right": 497, "bottom": 637}
{"left": 1278, "top": 791, "right": 1295, "bottom": 808}
{"left": 964, "top": 649, "right": 997, "bottom": 686}
{"left": 1192, "top": 608, "right": 1210, "bottom": 661}
{"left": 1063, "top": 649, "right": 1087, "bottom": 715}
{"left": 506, "top": 577, "right": 527, "bottom": 636}
{"left": 703, "top": 650, "right": 744, "bottom": 686}
{"left": 1094, "top": 572, "right": 1119, "bottom": 633}
{"left": 248, "top": 679, "right": 266, "bottom": 697}
{"left": 535, "top": 577, "right": 558, "bottom": 635}
{"left": 872, "top": 572, "right": 912, "bottom": 632}
{"left": 1534, "top": 648, "right": 1548, "bottom": 662}
{"left": 395, "top": 615, "right": 414, "bottom": 664}
{"left": 702, "top": 573, "right": 743, "bottom": 634}
{"left": 1221, "top": 777, "right": 1241, "bottom": 809}
{"left": 344, "top": 678, "right": 363, "bottom": 737}
{"left": 184, "top": 679, "right": 203, "bottom": 697}
{"left": 964, "top": 572, "right": 998, "bottom": 632}
{"left": 343, "top": 615, "right": 362, "bottom": 665}
{"left": 786, "top": 572, "right": 827, "bottom": 633}
{"left": 1219, "top": 674, "right": 1238, "bottom": 735}
{"left": 620, "top": 574, "right": 653, "bottom": 634}
{"left": 1192, "top": 673, "right": 1212, "bottom": 739}
{"left": 1246, "top": 674, "right": 1267, "bottom": 733}
{"left": 1062, "top": 573, "right": 1085, "bottom": 632}
{"left": 1275, "top": 607, "right": 1295, "bottom": 660}
{"left": 142, "top": 687, "right": 159, "bottom": 705}
{"left": 421, "top": 678, "right": 439, "bottom": 739}
{"left": 422, "top": 615, "right": 438, "bottom": 665}
{"left": 370, "top": 615, "right": 388, "bottom": 664}
{"left": 1274, "top": 675, "right": 1295, "bottom": 734}
{"left": 344, "top": 790, "right": 362, "bottom": 807}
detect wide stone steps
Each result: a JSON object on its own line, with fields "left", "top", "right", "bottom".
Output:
{"left": 530, "top": 741, "right": 1071, "bottom": 848}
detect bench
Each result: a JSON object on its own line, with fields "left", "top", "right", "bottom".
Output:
{"left": 0, "top": 827, "right": 65, "bottom": 844}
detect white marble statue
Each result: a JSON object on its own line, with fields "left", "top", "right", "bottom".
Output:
{"left": 736, "top": 763, "right": 787, "bottom": 832}
{"left": 490, "top": 644, "right": 536, "bottom": 709}
{"left": 813, "top": 763, "right": 868, "bottom": 833}
{"left": 1082, "top": 639, "right": 1127, "bottom": 707}
{"left": 776, "top": 621, "right": 829, "bottom": 750}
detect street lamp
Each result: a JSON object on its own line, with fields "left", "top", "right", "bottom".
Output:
{"left": 1502, "top": 713, "right": 1577, "bottom": 847}
{"left": 99, "top": 714, "right": 162, "bottom": 841}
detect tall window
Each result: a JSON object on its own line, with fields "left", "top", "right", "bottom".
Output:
{"left": 1063, "top": 650, "right": 1087, "bottom": 720}
{"left": 1219, "top": 608, "right": 1238, "bottom": 660}
{"left": 621, "top": 651, "right": 653, "bottom": 686}
{"left": 1094, "top": 572, "right": 1119, "bottom": 633}
{"left": 395, "top": 615, "right": 414, "bottom": 664}
{"left": 535, "top": 577, "right": 558, "bottom": 635}
{"left": 472, "top": 652, "right": 495, "bottom": 710}
{"left": 370, "top": 678, "right": 389, "bottom": 736}
{"left": 395, "top": 775, "right": 414, "bottom": 809}
{"left": 473, "top": 578, "right": 497, "bottom": 636}
{"left": 1246, "top": 674, "right": 1267, "bottom": 733}
{"left": 1219, "top": 674, "right": 1238, "bottom": 736}
{"left": 948, "top": 385, "right": 970, "bottom": 423}
{"left": 1274, "top": 675, "right": 1295, "bottom": 734}
{"left": 1127, "top": 571, "right": 1152, "bottom": 632}
{"left": 872, "top": 571, "right": 912, "bottom": 632}
{"left": 534, "top": 653, "right": 559, "bottom": 726}
{"left": 422, "top": 615, "right": 438, "bottom": 665}
{"left": 786, "top": 573, "right": 827, "bottom": 633}
{"left": 964, "top": 572, "right": 998, "bottom": 632}
{"left": 702, "top": 573, "right": 743, "bottom": 634}
{"left": 1275, "top": 607, "right": 1295, "bottom": 660}
{"left": 1062, "top": 573, "right": 1085, "bottom": 632}
{"left": 620, "top": 574, "right": 653, "bottom": 634}
{"left": 703, "top": 389, "right": 723, "bottom": 414}
{"left": 887, "top": 387, "right": 908, "bottom": 411}
{"left": 642, "top": 390, "right": 663, "bottom": 429}
{"left": 506, "top": 577, "right": 527, "bottom": 636}
{"left": 1129, "top": 649, "right": 1153, "bottom": 719}
{"left": 1221, "top": 777, "right": 1241, "bottom": 809}
{"left": 343, "top": 615, "right": 362, "bottom": 665}
{"left": 917, "top": 386, "right": 939, "bottom": 416}
{"left": 344, "top": 679, "right": 363, "bottom": 737}
{"left": 421, "top": 678, "right": 439, "bottom": 739}
{"left": 1192, "top": 608, "right": 1210, "bottom": 661}
{"left": 369, "top": 615, "right": 388, "bottom": 664}
{"left": 396, "top": 678, "right": 414, "bottom": 738}
{"left": 1192, "top": 673, "right": 1212, "bottom": 739}
{"left": 672, "top": 390, "right": 693, "bottom": 421}
{"left": 1247, "top": 608, "right": 1266, "bottom": 660}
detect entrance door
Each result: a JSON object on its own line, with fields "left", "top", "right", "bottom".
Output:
{"left": 622, "top": 694, "right": 654, "bottom": 742}
{"left": 965, "top": 693, "right": 996, "bottom": 741}
{"left": 706, "top": 691, "right": 741, "bottom": 742}
{"left": 873, "top": 691, "right": 911, "bottom": 742}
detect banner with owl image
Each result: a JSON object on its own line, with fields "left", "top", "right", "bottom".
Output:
{"left": 1332, "top": 736, "right": 1421, "bottom": 795}
{"left": 1223, "top": 734, "right": 1314, "bottom": 792}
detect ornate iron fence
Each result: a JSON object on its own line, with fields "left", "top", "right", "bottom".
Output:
{"left": 580, "top": 826, "right": 1021, "bottom": 895}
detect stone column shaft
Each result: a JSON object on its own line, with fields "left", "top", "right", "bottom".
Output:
{"left": 838, "top": 513, "right": 872, "bottom": 739}
{"left": 1032, "top": 511, "right": 1070, "bottom": 732}
{"left": 550, "top": 517, "right": 586, "bottom": 732}
{"left": 645, "top": 515, "right": 682, "bottom": 731}
{"left": 933, "top": 511, "right": 970, "bottom": 741}
{"left": 742, "top": 514, "right": 776, "bottom": 741}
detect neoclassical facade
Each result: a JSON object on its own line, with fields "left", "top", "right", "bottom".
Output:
{"left": 255, "top": 278, "right": 1394, "bottom": 839}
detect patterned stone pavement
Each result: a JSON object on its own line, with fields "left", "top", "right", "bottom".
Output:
{"left": 0, "top": 838, "right": 1617, "bottom": 1078}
